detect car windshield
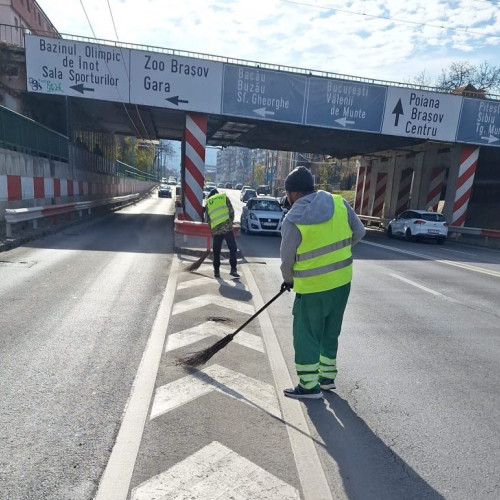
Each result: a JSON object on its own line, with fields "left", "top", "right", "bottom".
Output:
{"left": 244, "top": 190, "right": 256, "bottom": 197}
{"left": 421, "top": 213, "right": 446, "bottom": 222}
{"left": 250, "top": 200, "right": 282, "bottom": 211}
{"left": 160, "top": 184, "right": 169, "bottom": 189}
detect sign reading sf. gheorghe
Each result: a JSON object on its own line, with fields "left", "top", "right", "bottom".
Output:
{"left": 25, "top": 35, "right": 130, "bottom": 102}
{"left": 222, "top": 65, "right": 307, "bottom": 124}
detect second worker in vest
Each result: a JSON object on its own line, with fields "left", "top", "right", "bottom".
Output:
{"left": 206, "top": 189, "right": 240, "bottom": 279}
{"left": 280, "top": 166, "right": 365, "bottom": 400}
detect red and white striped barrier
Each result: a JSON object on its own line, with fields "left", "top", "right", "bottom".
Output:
{"left": 361, "top": 165, "right": 372, "bottom": 215}
{"left": 395, "top": 167, "right": 413, "bottom": 215}
{"left": 183, "top": 113, "right": 207, "bottom": 222}
{"left": 371, "top": 172, "right": 387, "bottom": 217}
{"left": 452, "top": 146, "right": 479, "bottom": 226}
{"left": 426, "top": 168, "right": 445, "bottom": 212}
{"left": 354, "top": 165, "right": 366, "bottom": 214}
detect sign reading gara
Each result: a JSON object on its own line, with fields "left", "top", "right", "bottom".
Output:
{"left": 25, "top": 35, "right": 130, "bottom": 102}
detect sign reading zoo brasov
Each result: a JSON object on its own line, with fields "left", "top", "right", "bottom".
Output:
{"left": 129, "top": 49, "right": 223, "bottom": 114}
{"left": 25, "top": 35, "right": 130, "bottom": 102}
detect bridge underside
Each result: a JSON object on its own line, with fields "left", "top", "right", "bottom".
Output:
{"left": 34, "top": 94, "right": 426, "bottom": 159}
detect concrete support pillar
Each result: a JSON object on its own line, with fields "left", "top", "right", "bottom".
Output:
{"left": 354, "top": 164, "right": 366, "bottom": 214}
{"left": 445, "top": 145, "right": 480, "bottom": 226}
{"left": 371, "top": 170, "right": 388, "bottom": 217}
{"left": 383, "top": 156, "right": 396, "bottom": 219}
{"left": 409, "top": 152, "right": 425, "bottom": 210}
{"left": 361, "top": 164, "right": 372, "bottom": 215}
{"left": 395, "top": 166, "right": 414, "bottom": 215}
{"left": 183, "top": 113, "right": 207, "bottom": 222}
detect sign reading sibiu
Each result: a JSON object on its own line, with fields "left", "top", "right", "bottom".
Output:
{"left": 129, "top": 49, "right": 223, "bottom": 113}
{"left": 306, "top": 77, "right": 386, "bottom": 132}
{"left": 222, "top": 65, "right": 307, "bottom": 124}
{"left": 456, "top": 98, "right": 500, "bottom": 146}
{"left": 382, "top": 87, "right": 462, "bottom": 142}
{"left": 25, "top": 35, "right": 130, "bottom": 102}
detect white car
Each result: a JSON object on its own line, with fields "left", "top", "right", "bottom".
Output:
{"left": 387, "top": 210, "right": 448, "bottom": 244}
{"left": 240, "top": 197, "right": 285, "bottom": 235}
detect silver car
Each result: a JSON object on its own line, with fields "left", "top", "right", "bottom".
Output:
{"left": 240, "top": 197, "right": 285, "bottom": 235}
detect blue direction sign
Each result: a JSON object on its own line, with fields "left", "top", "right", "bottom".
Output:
{"left": 222, "top": 65, "right": 307, "bottom": 124}
{"left": 456, "top": 98, "right": 500, "bottom": 147}
{"left": 305, "top": 77, "right": 387, "bottom": 132}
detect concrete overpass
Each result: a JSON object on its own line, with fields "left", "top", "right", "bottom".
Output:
{"left": 12, "top": 33, "right": 500, "bottom": 228}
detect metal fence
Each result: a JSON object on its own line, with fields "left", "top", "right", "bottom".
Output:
{"left": 0, "top": 104, "right": 69, "bottom": 161}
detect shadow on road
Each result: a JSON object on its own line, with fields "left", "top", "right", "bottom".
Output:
{"left": 305, "top": 392, "right": 445, "bottom": 500}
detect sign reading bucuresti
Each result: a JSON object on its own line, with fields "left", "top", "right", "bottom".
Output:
{"left": 24, "top": 34, "right": 500, "bottom": 148}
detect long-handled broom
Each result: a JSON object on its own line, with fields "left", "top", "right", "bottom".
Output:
{"left": 184, "top": 248, "right": 211, "bottom": 272}
{"left": 175, "top": 287, "right": 287, "bottom": 367}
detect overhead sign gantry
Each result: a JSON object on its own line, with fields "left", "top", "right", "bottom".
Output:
{"left": 25, "top": 34, "right": 500, "bottom": 148}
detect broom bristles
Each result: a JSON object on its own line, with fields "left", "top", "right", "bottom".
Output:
{"left": 185, "top": 249, "right": 211, "bottom": 272}
{"left": 175, "top": 333, "right": 235, "bottom": 367}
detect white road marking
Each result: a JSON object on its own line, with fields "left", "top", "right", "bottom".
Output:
{"left": 361, "top": 240, "right": 500, "bottom": 278}
{"left": 150, "top": 364, "right": 280, "bottom": 420}
{"left": 389, "top": 273, "right": 458, "bottom": 302}
{"left": 178, "top": 276, "right": 249, "bottom": 291}
{"left": 165, "top": 320, "right": 264, "bottom": 353}
{"left": 440, "top": 247, "right": 477, "bottom": 256}
{"left": 172, "top": 294, "right": 254, "bottom": 315}
{"left": 130, "top": 441, "right": 300, "bottom": 500}
{"left": 94, "top": 258, "right": 180, "bottom": 500}
{"left": 242, "top": 267, "right": 337, "bottom": 500}
{"left": 177, "top": 276, "right": 214, "bottom": 289}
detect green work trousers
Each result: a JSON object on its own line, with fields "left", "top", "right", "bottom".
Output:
{"left": 292, "top": 282, "right": 351, "bottom": 390}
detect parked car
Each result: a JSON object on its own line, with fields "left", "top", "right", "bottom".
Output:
{"left": 217, "top": 182, "right": 225, "bottom": 188}
{"left": 158, "top": 184, "right": 172, "bottom": 198}
{"left": 241, "top": 188, "right": 257, "bottom": 203}
{"left": 240, "top": 196, "right": 285, "bottom": 235}
{"left": 387, "top": 210, "right": 448, "bottom": 244}
{"left": 235, "top": 183, "right": 243, "bottom": 190}
{"left": 224, "top": 182, "right": 233, "bottom": 189}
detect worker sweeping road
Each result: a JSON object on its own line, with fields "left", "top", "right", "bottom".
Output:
{"left": 206, "top": 188, "right": 240, "bottom": 279}
{"left": 280, "top": 166, "right": 366, "bottom": 400}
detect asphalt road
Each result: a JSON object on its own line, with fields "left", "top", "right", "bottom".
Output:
{"left": 1, "top": 188, "right": 499, "bottom": 500}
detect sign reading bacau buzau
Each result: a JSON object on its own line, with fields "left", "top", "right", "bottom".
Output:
{"left": 381, "top": 87, "right": 462, "bottom": 142}
{"left": 25, "top": 35, "right": 130, "bottom": 102}
{"left": 129, "top": 49, "right": 223, "bottom": 114}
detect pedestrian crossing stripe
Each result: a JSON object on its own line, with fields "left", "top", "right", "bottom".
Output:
{"left": 166, "top": 320, "right": 264, "bottom": 353}
{"left": 172, "top": 294, "right": 254, "bottom": 315}
{"left": 130, "top": 441, "right": 300, "bottom": 500}
{"left": 150, "top": 364, "right": 280, "bottom": 420}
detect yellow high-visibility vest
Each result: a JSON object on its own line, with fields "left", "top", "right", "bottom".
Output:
{"left": 206, "top": 193, "right": 230, "bottom": 228}
{"left": 293, "top": 194, "right": 353, "bottom": 294}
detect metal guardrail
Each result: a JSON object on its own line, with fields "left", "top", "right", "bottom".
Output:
{"left": 0, "top": 105, "right": 69, "bottom": 161}
{"left": 4, "top": 193, "right": 140, "bottom": 237}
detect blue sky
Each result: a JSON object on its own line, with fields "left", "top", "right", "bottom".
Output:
{"left": 36, "top": 0, "right": 500, "bottom": 168}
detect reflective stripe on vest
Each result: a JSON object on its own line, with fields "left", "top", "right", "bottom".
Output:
{"left": 293, "top": 194, "right": 353, "bottom": 294}
{"left": 206, "top": 193, "right": 230, "bottom": 228}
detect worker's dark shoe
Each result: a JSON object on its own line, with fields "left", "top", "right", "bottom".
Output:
{"left": 283, "top": 385, "right": 323, "bottom": 400}
{"left": 319, "top": 379, "right": 336, "bottom": 391}
{"left": 229, "top": 268, "right": 240, "bottom": 278}
{"left": 214, "top": 270, "right": 221, "bottom": 278}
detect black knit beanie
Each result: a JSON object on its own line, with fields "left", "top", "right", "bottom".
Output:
{"left": 285, "top": 166, "right": 314, "bottom": 192}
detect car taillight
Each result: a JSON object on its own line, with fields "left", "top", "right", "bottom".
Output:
{"left": 414, "top": 220, "right": 426, "bottom": 224}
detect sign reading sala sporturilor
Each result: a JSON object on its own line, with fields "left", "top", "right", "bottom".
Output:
{"left": 25, "top": 35, "right": 130, "bottom": 102}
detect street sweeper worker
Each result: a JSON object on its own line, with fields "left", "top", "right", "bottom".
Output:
{"left": 280, "top": 166, "right": 365, "bottom": 400}
{"left": 206, "top": 189, "right": 240, "bottom": 279}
